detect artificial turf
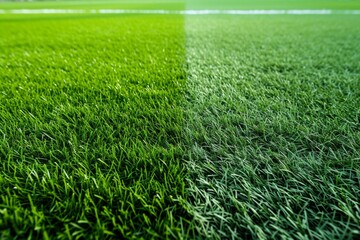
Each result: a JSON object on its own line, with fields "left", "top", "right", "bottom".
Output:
{"left": 0, "top": 0, "right": 359, "bottom": 239}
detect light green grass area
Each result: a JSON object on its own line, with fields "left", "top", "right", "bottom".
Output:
{"left": 0, "top": 0, "right": 183, "bottom": 10}
{"left": 187, "top": 0, "right": 360, "bottom": 10}
{"left": 0, "top": 11, "right": 190, "bottom": 239}
{"left": 184, "top": 14, "right": 360, "bottom": 239}
{"left": 0, "top": 0, "right": 360, "bottom": 239}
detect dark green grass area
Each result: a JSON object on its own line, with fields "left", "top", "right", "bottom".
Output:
{"left": 184, "top": 15, "right": 360, "bottom": 239}
{"left": 0, "top": 13, "right": 189, "bottom": 239}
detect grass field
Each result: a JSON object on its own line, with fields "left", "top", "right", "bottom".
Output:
{"left": 0, "top": 0, "right": 359, "bottom": 239}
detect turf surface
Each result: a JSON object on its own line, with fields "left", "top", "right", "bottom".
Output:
{"left": 0, "top": 0, "right": 359, "bottom": 239}
{"left": 187, "top": 0, "right": 360, "bottom": 10}
{"left": 0, "top": 0, "right": 184, "bottom": 10}
{"left": 184, "top": 13, "right": 360, "bottom": 239}
{"left": 1, "top": 0, "right": 360, "bottom": 10}
{"left": 0, "top": 5, "right": 189, "bottom": 239}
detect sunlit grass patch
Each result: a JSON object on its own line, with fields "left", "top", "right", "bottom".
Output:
{"left": 0, "top": 12, "right": 188, "bottom": 239}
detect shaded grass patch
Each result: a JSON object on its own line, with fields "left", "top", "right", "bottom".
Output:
{"left": 184, "top": 14, "right": 360, "bottom": 239}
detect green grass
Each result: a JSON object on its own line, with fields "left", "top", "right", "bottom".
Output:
{"left": 0, "top": 0, "right": 184, "bottom": 10}
{"left": 186, "top": 0, "right": 360, "bottom": 10}
{"left": 0, "top": 10, "right": 190, "bottom": 239}
{"left": 1, "top": 0, "right": 360, "bottom": 10}
{"left": 0, "top": 0, "right": 360, "bottom": 239}
{"left": 184, "top": 14, "right": 360, "bottom": 239}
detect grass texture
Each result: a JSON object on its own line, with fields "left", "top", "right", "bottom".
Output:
{"left": 0, "top": 12, "right": 189, "bottom": 239}
{"left": 186, "top": 0, "right": 360, "bottom": 10}
{"left": 1, "top": 0, "right": 360, "bottom": 10}
{"left": 0, "top": 0, "right": 184, "bottom": 10}
{"left": 184, "top": 14, "right": 360, "bottom": 239}
{"left": 0, "top": 0, "right": 360, "bottom": 239}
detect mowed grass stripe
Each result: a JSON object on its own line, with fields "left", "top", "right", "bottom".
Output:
{"left": 184, "top": 14, "right": 360, "bottom": 239}
{"left": 0, "top": 13, "right": 190, "bottom": 239}
{"left": 0, "top": 0, "right": 183, "bottom": 11}
{"left": 1, "top": 0, "right": 360, "bottom": 11}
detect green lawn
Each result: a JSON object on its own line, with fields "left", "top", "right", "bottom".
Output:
{"left": 187, "top": 0, "right": 360, "bottom": 10}
{"left": 1, "top": 0, "right": 360, "bottom": 10}
{"left": 0, "top": 5, "right": 189, "bottom": 239}
{"left": 0, "top": 0, "right": 359, "bottom": 239}
{"left": 0, "top": 0, "right": 183, "bottom": 10}
{"left": 184, "top": 13, "right": 360, "bottom": 239}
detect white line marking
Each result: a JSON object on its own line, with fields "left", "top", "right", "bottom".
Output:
{"left": 9, "top": 9, "right": 86, "bottom": 14}
{"left": 1, "top": 9, "right": 360, "bottom": 15}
